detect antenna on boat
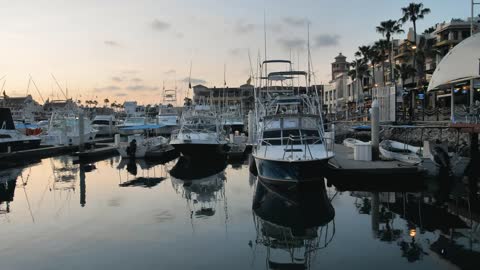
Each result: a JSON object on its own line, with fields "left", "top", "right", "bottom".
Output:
{"left": 248, "top": 49, "right": 254, "bottom": 85}
{"left": 187, "top": 60, "right": 193, "bottom": 100}
{"left": 29, "top": 74, "right": 45, "bottom": 103}
{"left": 1, "top": 79, "right": 6, "bottom": 93}
{"left": 51, "top": 74, "right": 68, "bottom": 99}
{"left": 307, "top": 21, "right": 311, "bottom": 87}
{"left": 26, "top": 76, "right": 31, "bottom": 95}
{"left": 223, "top": 62, "right": 227, "bottom": 112}
{"left": 263, "top": 10, "right": 268, "bottom": 77}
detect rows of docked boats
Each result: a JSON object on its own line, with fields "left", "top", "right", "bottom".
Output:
{"left": 0, "top": 99, "right": 248, "bottom": 161}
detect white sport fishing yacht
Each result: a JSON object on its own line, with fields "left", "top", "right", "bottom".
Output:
{"left": 252, "top": 60, "right": 334, "bottom": 184}
{"left": 91, "top": 115, "right": 118, "bottom": 136}
{"left": 170, "top": 104, "right": 228, "bottom": 159}
{"left": 156, "top": 105, "right": 179, "bottom": 135}
{"left": 40, "top": 112, "right": 98, "bottom": 146}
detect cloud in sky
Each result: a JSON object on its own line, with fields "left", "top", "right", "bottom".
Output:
{"left": 131, "top": 77, "right": 143, "bottom": 83}
{"left": 94, "top": 85, "right": 121, "bottom": 92}
{"left": 164, "top": 69, "right": 176, "bottom": 75}
{"left": 151, "top": 19, "right": 170, "bottom": 31}
{"left": 181, "top": 77, "right": 206, "bottom": 85}
{"left": 283, "top": 17, "right": 311, "bottom": 27}
{"left": 314, "top": 34, "right": 340, "bottom": 47}
{"left": 277, "top": 38, "right": 306, "bottom": 50}
{"left": 115, "top": 93, "right": 128, "bottom": 97}
{"left": 126, "top": 85, "right": 159, "bottom": 91}
{"left": 104, "top": 40, "right": 120, "bottom": 47}
{"left": 229, "top": 48, "right": 246, "bottom": 56}
{"left": 234, "top": 20, "right": 255, "bottom": 34}
{"left": 112, "top": 76, "right": 123, "bottom": 82}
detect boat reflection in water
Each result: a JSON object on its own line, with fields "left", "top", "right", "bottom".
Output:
{"left": 117, "top": 158, "right": 171, "bottom": 188}
{"left": 0, "top": 167, "right": 23, "bottom": 215}
{"left": 170, "top": 156, "right": 227, "bottom": 220}
{"left": 252, "top": 179, "right": 335, "bottom": 269}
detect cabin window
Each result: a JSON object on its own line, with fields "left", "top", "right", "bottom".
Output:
{"left": 262, "top": 130, "right": 282, "bottom": 145}
{"left": 301, "top": 129, "right": 321, "bottom": 144}
{"left": 283, "top": 118, "right": 298, "bottom": 129}
{"left": 264, "top": 119, "right": 281, "bottom": 130}
{"left": 282, "top": 129, "right": 300, "bottom": 144}
{"left": 0, "top": 134, "right": 11, "bottom": 138}
{"left": 92, "top": 120, "right": 112, "bottom": 125}
{"left": 301, "top": 118, "right": 317, "bottom": 129}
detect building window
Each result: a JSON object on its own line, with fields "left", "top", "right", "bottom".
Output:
{"left": 453, "top": 31, "right": 458, "bottom": 40}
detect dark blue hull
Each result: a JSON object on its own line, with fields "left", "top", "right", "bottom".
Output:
{"left": 253, "top": 156, "right": 330, "bottom": 184}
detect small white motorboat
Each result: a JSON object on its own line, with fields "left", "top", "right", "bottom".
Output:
{"left": 379, "top": 140, "right": 422, "bottom": 164}
{"left": 343, "top": 138, "right": 369, "bottom": 148}
{"left": 117, "top": 134, "right": 169, "bottom": 158}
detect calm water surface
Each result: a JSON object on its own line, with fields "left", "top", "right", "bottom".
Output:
{"left": 0, "top": 155, "right": 478, "bottom": 270}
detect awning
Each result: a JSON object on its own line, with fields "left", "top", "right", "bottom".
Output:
{"left": 427, "top": 32, "right": 480, "bottom": 91}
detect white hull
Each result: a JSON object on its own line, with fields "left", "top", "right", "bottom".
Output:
{"left": 379, "top": 140, "right": 422, "bottom": 164}
{"left": 41, "top": 131, "right": 97, "bottom": 146}
{"left": 117, "top": 136, "right": 168, "bottom": 158}
{"left": 93, "top": 125, "right": 118, "bottom": 136}
{"left": 343, "top": 138, "right": 369, "bottom": 148}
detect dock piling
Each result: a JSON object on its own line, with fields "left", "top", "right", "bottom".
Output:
{"left": 247, "top": 110, "right": 254, "bottom": 144}
{"left": 79, "top": 112, "right": 85, "bottom": 152}
{"left": 371, "top": 99, "right": 379, "bottom": 160}
{"left": 109, "top": 118, "right": 113, "bottom": 137}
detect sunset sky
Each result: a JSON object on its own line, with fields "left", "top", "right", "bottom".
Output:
{"left": 0, "top": 0, "right": 474, "bottom": 105}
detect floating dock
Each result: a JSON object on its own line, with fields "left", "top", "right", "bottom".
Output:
{"left": 327, "top": 144, "right": 424, "bottom": 190}
{"left": 0, "top": 137, "right": 115, "bottom": 165}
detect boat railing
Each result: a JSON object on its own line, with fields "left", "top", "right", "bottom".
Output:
{"left": 282, "top": 134, "right": 319, "bottom": 160}
{"left": 171, "top": 126, "right": 221, "bottom": 140}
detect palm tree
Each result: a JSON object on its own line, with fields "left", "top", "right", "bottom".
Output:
{"left": 376, "top": 20, "right": 404, "bottom": 84}
{"left": 355, "top": 45, "right": 374, "bottom": 92}
{"left": 104, "top": 98, "right": 110, "bottom": 107}
{"left": 348, "top": 59, "right": 370, "bottom": 105}
{"left": 400, "top": 2, "right": 431, "bottom": 86}
{"left": 422, "top": 26, "right": 435, "bottom": 35}
{"left": 374, "top": 39, "right": 391, "bottom": 86}
{"left": 369, "top": 46, "right": 383, "bottom": 88}
{"left": 395, "top": 64, "right": 416, "bottom": 88}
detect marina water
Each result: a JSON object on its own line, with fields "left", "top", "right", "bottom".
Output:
{"left": 0, "top": 155, "right": 478, "bottom": 270}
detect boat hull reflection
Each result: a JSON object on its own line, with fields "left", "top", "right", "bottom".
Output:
{"left": 252, "top": 179, "right": 335, "bottom": 269}
{"left": 169, "top": 156, "right": 227, "bottom": 181}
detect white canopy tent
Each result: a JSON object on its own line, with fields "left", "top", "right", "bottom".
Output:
{"left": 427, "top": 33, "right": 480, "bottom": 91}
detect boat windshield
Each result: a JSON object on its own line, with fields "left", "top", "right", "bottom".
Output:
{"left": 262, "top": 116, "right": 321, "bottom": 145}
{"left": 124, "top": 117, "right": 145, "bottom": 125}
{"left": 183, "top": 124, "right": 216, "bottom": 133}
{"left": 92, "top": 120, "right": 115, "bottom": 125}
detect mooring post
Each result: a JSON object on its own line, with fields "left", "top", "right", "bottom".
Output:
{"left": 79, "top": 112, "right": 85, "bottom": 152}
{"left": 247, "top": 110, "right": 254, "bottom": 144}
{"left": 371, "top": 99, "right": 380, "bottom": 160}
{"left": 80, "top": 164, "right": 86, "bottom": 207}
{"left": 109, "top": 117, "right": 113, "bottom": 137}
